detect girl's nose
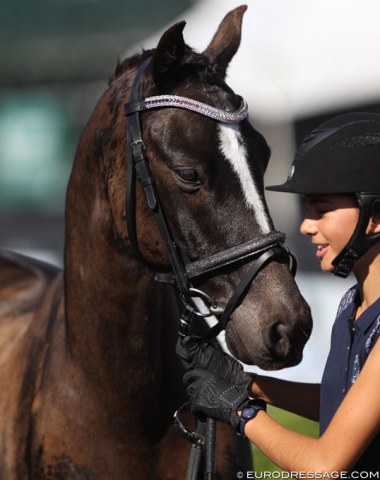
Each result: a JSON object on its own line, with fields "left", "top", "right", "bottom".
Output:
{"left": 300, "top": 217, "right": 318, "bottom": 236}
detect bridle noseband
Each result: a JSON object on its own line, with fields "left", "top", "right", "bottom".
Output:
{"left": 124, "top": 56, "right": 296, "bottom": 337}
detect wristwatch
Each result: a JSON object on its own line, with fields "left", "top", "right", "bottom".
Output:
{"left": 237, "top": 399, "right": 267, "bottom": 437}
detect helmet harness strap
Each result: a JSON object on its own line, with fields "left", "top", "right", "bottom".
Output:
{"left": 332, "top": 193, "right": 380, "bottom": 278}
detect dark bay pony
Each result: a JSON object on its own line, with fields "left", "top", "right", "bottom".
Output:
{"left": 0, "top": 6, "right": 312, "bottom": 479}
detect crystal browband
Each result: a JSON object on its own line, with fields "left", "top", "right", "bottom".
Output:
{"left": 125, "top": 94, "right": 249, "bottom": 124}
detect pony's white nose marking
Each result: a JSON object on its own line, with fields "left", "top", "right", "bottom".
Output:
{"left": 218, "top": 124, "right": 271, "bottom": 233}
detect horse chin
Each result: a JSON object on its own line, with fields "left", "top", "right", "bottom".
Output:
{"left": 226, "top": 329, "right": 304, "bottom": 370}
{"left": 254, "top": 350, "right": 304, "bottom": 371}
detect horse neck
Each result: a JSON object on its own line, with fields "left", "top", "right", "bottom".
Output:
{"left": 63, "top": 147, "right": 179, "bottom": 399}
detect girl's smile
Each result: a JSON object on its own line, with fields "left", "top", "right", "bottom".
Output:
{"left": 316, "top": 243, "right": 329, "bottom": 259}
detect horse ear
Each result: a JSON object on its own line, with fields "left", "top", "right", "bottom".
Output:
{"left": 151, "top": 21, "right": 186, "bottom": 84}
{"left": 203, "top": 5, "right": 247, "bottom": 76}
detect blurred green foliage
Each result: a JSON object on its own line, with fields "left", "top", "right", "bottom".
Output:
{"left": 0, "top": 0, "right": 194, "bottom": 211}
{"left": 0, "top": 0, "right": 194, "bottom": 85}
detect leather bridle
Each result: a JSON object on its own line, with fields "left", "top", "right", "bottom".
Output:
{"left": 124, "top": 57, "right": 296, "bottom": 337}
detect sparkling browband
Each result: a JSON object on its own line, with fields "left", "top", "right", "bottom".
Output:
{"left": 141, "top": 95, "right": 249, "bottom": 124}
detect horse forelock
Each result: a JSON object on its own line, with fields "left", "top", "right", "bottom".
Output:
{"left": 110, "top": 45, "right": 229, "bottom": 101}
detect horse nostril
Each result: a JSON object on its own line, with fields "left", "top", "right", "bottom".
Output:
{"left": 269, "top": 322, "right": 291, "bottom": 358}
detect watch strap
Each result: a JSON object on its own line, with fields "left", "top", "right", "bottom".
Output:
{"left": 237, "top": 398, "right": 267, "bottom": 437}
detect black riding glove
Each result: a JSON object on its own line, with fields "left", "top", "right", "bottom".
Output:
{"left": 176, "top": 335, "right": 253, "bottom": 386}
{"left": 183, "top": 368, "right": 250, "bottom": 431}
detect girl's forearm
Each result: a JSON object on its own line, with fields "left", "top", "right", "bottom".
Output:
{"left": 250, "top": 375, "right": 320, "bottom": 421}
{"left": 245, "top": 411, "right": 346, "bottom": 473}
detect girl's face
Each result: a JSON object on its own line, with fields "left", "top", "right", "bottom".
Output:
{"left": 300, "top": 194, "right": 359, "bottom": 273}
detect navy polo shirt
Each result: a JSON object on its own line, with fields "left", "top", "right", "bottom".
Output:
{"left": 320, "top": 285, "right": 380, "bottom": 472}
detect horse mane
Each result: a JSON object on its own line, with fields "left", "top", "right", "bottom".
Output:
{"left": 110, "top": 49, "right": 154, "bottom": 84}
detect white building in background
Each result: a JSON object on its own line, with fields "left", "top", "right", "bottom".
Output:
{"left": 132, "top": 0, "right": 380, "bottom": 382}
{"left": 135, "top": 0, "right": 380, "bottom": 121}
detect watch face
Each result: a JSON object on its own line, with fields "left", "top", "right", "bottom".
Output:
{"left": 242, "top": 406, "right": 256, "bottom": 420}
{"left": 238, "top": 401, "right": 266, "bottom": 437}
{"left": 238, "top": 407, "right": 256, "bottom": 437}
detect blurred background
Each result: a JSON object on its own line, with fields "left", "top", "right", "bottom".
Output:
{"left": 0, "top": 0, "right": 195, "bottom": 265}
{"left": 1, "top": 0, "right": 380, "bottom": 384}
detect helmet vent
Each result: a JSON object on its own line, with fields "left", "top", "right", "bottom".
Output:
{"left": 330, "top": 133, "right": 380, "bottom": 149}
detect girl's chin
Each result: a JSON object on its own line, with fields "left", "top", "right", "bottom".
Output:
{"left": 320, "top": 259, "right": 335, "bottom": 273}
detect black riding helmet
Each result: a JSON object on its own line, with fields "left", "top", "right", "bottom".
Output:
{"left": 266, "top": 112, "right": 380, "bottom": 278}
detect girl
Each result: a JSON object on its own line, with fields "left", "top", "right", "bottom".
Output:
{"left": 180, "top": 112, "right": 380, "bottom": 475}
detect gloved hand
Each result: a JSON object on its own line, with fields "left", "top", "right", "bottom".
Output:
{"left": 183, "top": 368, "right": 250, "bottom": 431}
{"left": 176, "top": 335, "right": 253, "bottom": 387}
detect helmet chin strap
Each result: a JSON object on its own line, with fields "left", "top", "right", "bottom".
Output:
{"left": 332, "top": 193, "right": 380, "bottom": 278}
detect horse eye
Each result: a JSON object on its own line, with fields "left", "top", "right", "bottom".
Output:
{"left": 174, "top": 168, "right": 202, "bottom": 185}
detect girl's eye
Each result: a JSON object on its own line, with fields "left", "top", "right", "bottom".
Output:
{"left": 315, "top": 205, "right": 332, "bottom": 215}
{"left": 174, "top": 168, "right": 202, "bottom": 185}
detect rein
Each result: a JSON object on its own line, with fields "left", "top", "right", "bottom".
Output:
{"left": 124, "top": 56, "right": 296, "bottom": 479}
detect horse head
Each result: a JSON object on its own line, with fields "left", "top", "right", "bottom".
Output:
{"left": 68, "top": 5, "right": 312, "bottom": 371}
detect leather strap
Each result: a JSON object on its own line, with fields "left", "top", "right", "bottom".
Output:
{"left": 206, "top": 245, "right": 292, "bottom": 338}
{"left": 125, "top": 58, "right": 153, "bottom": 262}
{"left": 186, "top": 231, "right": 286, "bottom": 280}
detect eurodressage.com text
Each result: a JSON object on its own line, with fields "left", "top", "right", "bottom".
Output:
{"left": 236, "top": 471, "right": 380, "bottom": 479}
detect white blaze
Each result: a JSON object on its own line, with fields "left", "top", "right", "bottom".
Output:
{"left": 218, "top": 124, "right": 271, "bottom": 233}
